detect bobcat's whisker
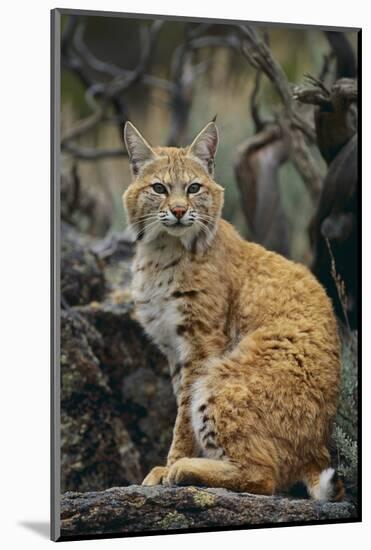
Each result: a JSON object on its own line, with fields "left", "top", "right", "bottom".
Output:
{"left": 196, "top": 219, "right": 214, "bottom": 242}
{"left": 196, "top": 213, "right": 215, "bottom": 221}
{"left": 129, "top": 216, "right": 159, "bottom": 232}
{"left": 135, "top": 219, "right": 161, "bottom": 240}
{"left": 131, "top": 214, "right": 159, "bottom": 226}
{"left": 197, "top": 215, "right": 215, "bottom": 226}
{"left": 142, "top": 224, "right": 162, "bottom": 243}
{"left": 196, "top": 215, "right": 214, "bottom": 230}
{"left": 136, "top": 213, "right": 161, "bottom": 221}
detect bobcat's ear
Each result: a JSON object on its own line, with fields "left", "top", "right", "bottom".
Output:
{"left": 124, "top": 122, "right": 157, "bottom": 176}
{"left": 188, "top": 121, "right": 219, "bottom": 175}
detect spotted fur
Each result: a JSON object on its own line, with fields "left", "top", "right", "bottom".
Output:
{"left": 122, "top": 121, "right": 343, "bottom": 500}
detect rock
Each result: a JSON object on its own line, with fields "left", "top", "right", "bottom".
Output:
{"left": 74, "top": 301, "right": 176, "bottom": 478}
{"left": 75, "top": 301, "right": 167, "bottom": 382}
{"left": 61, "top": 166, "right": 112, "bottom": 237}
{"left": 60, "top": 310, "right": 106, "bottom": 401}
{"left": 60, "top": 310, "right": 142, "bottom": 492}
{"left": 61, "top": 223, "right": 105, "bottom": 306}
{"left": 60, "top": 226, "right": 176, "bottom": 491}
{"left": 60, "top": 485, "right": 358, "bottom": 538}
{"left": 91, "top": 230, "right": 134, "bottom": 263}
{"left": 122, "top": 368, "right": 176, "bottom": 476}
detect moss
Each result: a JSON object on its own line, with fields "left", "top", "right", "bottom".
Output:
{"left": 129, "top": 496, "right": 146, "bottom": 508}
{"left": 192, "top": 489, "right": 216, "bottom": 508}
{"left": 158, "top": 511, "right": 189, "bottom": 529}
{"left": 332, "top": 329, "right": 358, "bottom": 496}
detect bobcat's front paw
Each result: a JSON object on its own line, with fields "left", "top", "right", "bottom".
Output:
{"left": 142, "top": 466, "right": 169, "bottom": 486}
{"left": 165, "top": 458, "right": 196, "bottom": 486}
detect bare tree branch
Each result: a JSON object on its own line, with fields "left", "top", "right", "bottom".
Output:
{"left": 293, "top": 76, "right": 357, "bottom": 166}
{"left": 61, "top": 18, "right": 165, "bottom": 154}
{"left": 239, "top": 25, "right": 316, "bottom": 141}
{"left": 61, "top": 106, "right": 106, "bottom": 145}
{"left": 184, "top": 34, "right": 241, "bottom": 53}
{"left": 318, "top": 51, "right": 335, "bottom": 83}
{"left": 166, "top": 27, "right": 245, "bottom": 146}
{"left": 238, "top": 24, "right": 323, "bottom": 200}
{"left": 293, "top": 76, "right": 357, "bottom": 108}
{"left": 234, "top": 124, "right": 290, "bottom": 256}
{"left": 250, "top": 32, "right": 272, "bottom": 134}
{"left": 73, "top": 23, "right": 175, "bottom": 95}
{"left": 250, "top": 70, "right": 266, "bottom": 132}
{"left": 325, "top": 31, "right": 357, "bottom": 79}
{"left": 101, "top": 20, "right": 164, "bottom": 98}
{"left": 62, "top": 142, "right": 127, "bottom": 161}
{"left": 292, "top": 74, "right": 331, "bottom": 108}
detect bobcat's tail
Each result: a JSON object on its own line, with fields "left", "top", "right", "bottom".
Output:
{"left": 305, "top": 467, "right": 345, "bottom": 501}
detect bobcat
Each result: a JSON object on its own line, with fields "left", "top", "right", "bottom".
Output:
{"left": 122, "top": 120, "right": 344, "bottom": 500}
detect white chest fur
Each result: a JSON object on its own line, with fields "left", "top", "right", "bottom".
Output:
{"left": 131, "top": 243, "right": 190, "bottom": 371}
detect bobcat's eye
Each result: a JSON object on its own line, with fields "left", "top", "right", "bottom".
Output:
{"left": 152, "top": 182, "right": 167, "bottom": 194}
{"left": 187, "top": 183, "right": 201, "bottom": 194}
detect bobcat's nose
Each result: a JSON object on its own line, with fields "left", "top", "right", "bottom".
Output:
{"left": 171, "top": 205, "right": 187, "bottom": 219}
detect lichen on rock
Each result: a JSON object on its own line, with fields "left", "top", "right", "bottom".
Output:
{"left": 60, "top": 485, "right": 358, "bottom": 538}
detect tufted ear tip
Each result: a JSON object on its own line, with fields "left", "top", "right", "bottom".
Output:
{"left": 123, "top": 120, "right": 137, "bottom": 136}
{"left": 188, "top": 121, "right": 219, "bottom": 175}
{"left": 123, "top": 121, "right": 141, "bottom": 152}
{"left": 123, "top": 122, "right": 156, "bottom": 176}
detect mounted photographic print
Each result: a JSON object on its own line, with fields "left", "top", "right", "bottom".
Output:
{"left": 51, "top": 8, "right": 361, "bottom": 542}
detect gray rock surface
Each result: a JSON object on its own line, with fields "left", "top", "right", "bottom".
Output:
{"left": 61, "top": 223, "right": 105, "bottom": 306}
{"left": 60, "top": 309, "right": 143, "bottom": 492}
{"left": 60, "top": 485, "right": 358, "bottom": 537}
{"left": 60, "top": 224, "right": 176, "bottom": 492}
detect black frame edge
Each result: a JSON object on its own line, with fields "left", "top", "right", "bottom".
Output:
{"left": 51, "top": 7, "right": 61, "bottom": 543}
{"left": 54, "top": 7, "right": 360, "bottom": 32}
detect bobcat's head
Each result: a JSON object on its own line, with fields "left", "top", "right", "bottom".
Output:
{"left": 123, "top": 121, "right": 224, "bottom": 251}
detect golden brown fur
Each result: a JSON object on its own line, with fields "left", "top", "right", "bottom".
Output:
{"left": 122, "top": 121, "right": 342, "bottom": 500}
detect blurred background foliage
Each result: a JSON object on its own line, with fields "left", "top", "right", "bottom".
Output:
{"left": 61, "top": 14, "right": 356, "bottom": 263}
